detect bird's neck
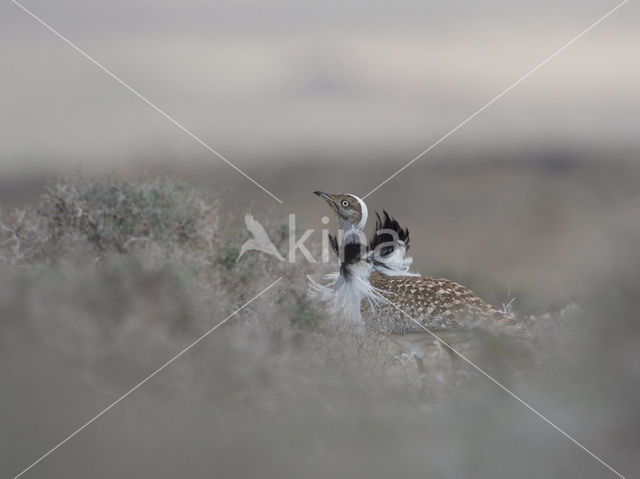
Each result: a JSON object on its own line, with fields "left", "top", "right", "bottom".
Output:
{"left": 340, "top": 226, "right": 365, "bottom": 245}
{"left": 337, "top": 228, "right": 368, "bottom": 282}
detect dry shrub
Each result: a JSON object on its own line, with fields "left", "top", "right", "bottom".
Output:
{"left": 2, "top": 175, "right": 638, "bottom": 478}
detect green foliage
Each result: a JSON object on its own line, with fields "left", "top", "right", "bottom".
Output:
{"left": 217, "top": 243, "right": 240, "bottom": 270}
{"left": 41, "top": 176, "right": 201, "bottom": 253}
{"left": 0, "top": 174, "right": 327, "bottom": 343}
{"left": 295, "top": 297, "right": 320, "bottom": 330}
{"left": 276, "top": 223, "right": 289, "bottom": 239}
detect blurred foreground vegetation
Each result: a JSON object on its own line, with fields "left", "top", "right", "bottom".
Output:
{"left": 1, "top": 175, "right": 638, "bottom": 478}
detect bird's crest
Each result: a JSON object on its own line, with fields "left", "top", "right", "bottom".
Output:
{"left": 368, "top": 210, "right": 410, "bottom": 257}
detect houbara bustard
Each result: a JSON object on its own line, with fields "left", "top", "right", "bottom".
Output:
{"left": 309, "top": 191, "right": 527, "bottom": 337}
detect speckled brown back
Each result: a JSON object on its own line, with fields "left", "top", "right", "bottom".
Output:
{"left": 367, "top": 272, "right": 526, "bottom": 335}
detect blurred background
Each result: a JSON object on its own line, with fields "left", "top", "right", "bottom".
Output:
{"left": 1, "top": 0, "right": 639, "bottom": 478}
{"left": 2, "top": 0, "right": 640, "bottom": 296}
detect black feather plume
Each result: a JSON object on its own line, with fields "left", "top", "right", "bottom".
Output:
{"left": 367, "top": 210, "right": 410, "bottom": 258}
{"left": 328, "top": 234, "right": 339, "bottom": 257}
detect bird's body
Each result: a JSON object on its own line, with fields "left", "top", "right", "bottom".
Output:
{"left": 365, "top": 272, "right": 525, "bottom": 336}
{"left": 310, "top": 191, "right": 527, "bottom": 337}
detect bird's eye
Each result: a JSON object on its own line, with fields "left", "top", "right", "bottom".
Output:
{"left": 341, "top": 200, "right": 349, "bottom": 207}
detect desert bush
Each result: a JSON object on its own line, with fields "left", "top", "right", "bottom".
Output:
{"left": 1, "top": 175, "right": 639, "bottom": 478}
{"left": 43, "top": 176, "right": 209, "bottom": 253}
{"left": 1, "top": 176, "right": 215, "bottom": 264}
{"left": 0, "top": 174, "right": 327, "bottom": 332}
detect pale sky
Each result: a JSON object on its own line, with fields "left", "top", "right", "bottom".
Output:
{"left": 2, "top": 0, "right": 639, "bottom": 171}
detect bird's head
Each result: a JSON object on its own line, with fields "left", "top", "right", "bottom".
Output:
{"left": 313, "top": 191, "right": 368, "bottom": 232}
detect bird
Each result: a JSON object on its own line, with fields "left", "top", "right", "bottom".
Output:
{"left": 237, "top": 214, "right": 285, "bottom": 262}
{"left": 309, "top": 191, "right": 527, "bottom": 337}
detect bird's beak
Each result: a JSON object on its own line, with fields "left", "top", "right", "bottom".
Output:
{"left": 313, "top": 191, "right": 339, "bottom": 212}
